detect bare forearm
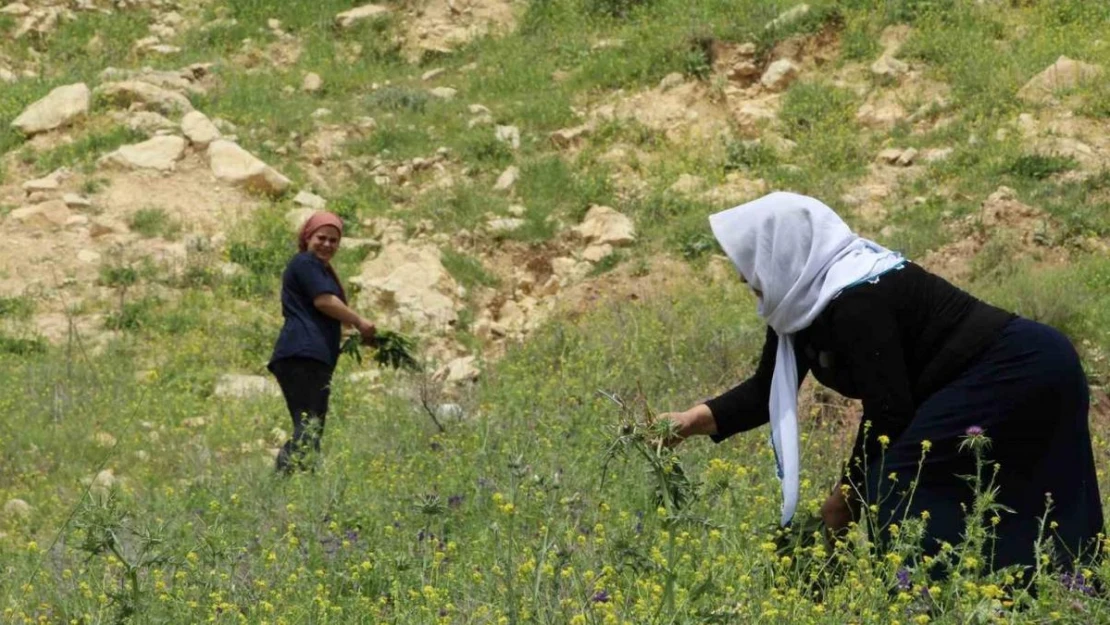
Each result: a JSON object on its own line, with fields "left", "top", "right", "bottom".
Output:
{"left": 314, "top": 294, "right": 363, "bottom": 326}
{"left": 677, "top": 404, "right": 718, "bottom": 437}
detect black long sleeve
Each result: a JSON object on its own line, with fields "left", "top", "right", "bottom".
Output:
{"left": 705, "top": 327, "right": 809, "bottom": 442}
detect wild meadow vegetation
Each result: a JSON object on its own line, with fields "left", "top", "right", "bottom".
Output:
{"left": 3, "top": 0, "right": 1110, "bottom": 623}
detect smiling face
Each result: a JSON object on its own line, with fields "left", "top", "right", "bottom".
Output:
{"left": 307, "top": 225, "right": 341, "bottom": 262}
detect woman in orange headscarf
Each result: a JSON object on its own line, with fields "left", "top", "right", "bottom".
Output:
{"left": 268, "top": 212, "right": 375, "bottom": 473}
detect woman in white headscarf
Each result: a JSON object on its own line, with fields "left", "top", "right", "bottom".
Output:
{"left": 664, "top": 191, "right": 1102, "bottom": 572}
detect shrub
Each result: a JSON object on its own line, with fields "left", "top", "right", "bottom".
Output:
{"left": 1004, "top": 153, "right": 1078, "bottom": 180}
{"left": 441, "top": 250, "right": 500, "bottom": 289}
{"left": 128, "top": 207, "right": 181, "bottom": 239}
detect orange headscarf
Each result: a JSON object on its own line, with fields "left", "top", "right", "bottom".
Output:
{"left": 296, "top": 211, "right": 347, "bottom": 302}
{"left": 298, "top": 211, "right": 344, "bottom": 252}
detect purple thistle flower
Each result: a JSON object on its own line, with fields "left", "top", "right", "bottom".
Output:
{"left": 448, "top": 494, "right": 464, "bottom": 508}
{"left": 417, "top": 529, "right": 426, "bottom": 541}
{"left": 592, "top": 590, "right": 610, "bottom": 603}
{"left": 966, "top": 425, "right": 984, "bottom": 437}
{"left": 1061, "top": 572, "right": 1097, "bottom": 596}
{"left": 896, "top": 568, "right": 912, "bottom": 591}
{"left": 345, "top": 529, "right": 360, "bottom": 542}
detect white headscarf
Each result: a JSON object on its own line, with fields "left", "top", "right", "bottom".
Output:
{"left": 709, "top": 192, "right": 903, "bottom": 526}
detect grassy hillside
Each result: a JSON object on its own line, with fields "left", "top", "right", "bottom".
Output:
{"left": 2, "top": 0, "right": 1110, "bottom": 623}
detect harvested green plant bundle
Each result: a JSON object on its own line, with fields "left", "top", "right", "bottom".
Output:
{"left": 341, "top": 330, "right": 421, "bottom": 370}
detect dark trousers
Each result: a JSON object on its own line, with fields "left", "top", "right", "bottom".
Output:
{"left": 271, "top": 357, "right": 333, "bottom": 473}
{"left": 868, "top": 318, "right": 1104, "bottom": 571}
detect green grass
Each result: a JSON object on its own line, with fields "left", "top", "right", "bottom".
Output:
{"left": 5, "top": 1, "right": 1110, "bottom": 622}
{"left": 0, "top": 296, "right": 34, "bottom": 320}
{"left": 771, "top": 80, "right": 870, "bottom": 196}
{"left": 31, "top": 126, "right": 147, "bottom": 174}
{"left": 1003, "top": 153, "right": 1078, "bottom": 181}
{"left": 127, "top": 207, "right": 181, "bottom": 239}
{"left": 0, "top": 334, "right": 46, "bottom": 355}
{"left": 441, "top": 250, "right": 500, "bottom": 290}
{"left": 5, "top": 280, "right": 1110, "bottom": 622}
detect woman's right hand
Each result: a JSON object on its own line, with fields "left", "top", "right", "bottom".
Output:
{"left": 357, "top": 318, "right": 376, "bottom": 343}
{"left": 659, "top": 404, "right": 717, "bottom": 447}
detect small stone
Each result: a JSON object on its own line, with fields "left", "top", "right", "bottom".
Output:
{"left": 3, "top": 499, "right": 31, "bottom": 520}
{"left": 311, "top": 108, "right": 332, "bottom": 119}
{"left": 760, "top": 59, "right": 799, "bottom": 91}
{"left": 422, "top": 68, "right": 446, "bottom": 81}
{"left": 437, "top": 356, "right": 479, "bottom": 384}
{"left": 895, "top": 147, "right": 919, "bottom": 167}
{"left": 182, "top": 416, "right": 207, "bottom": 428}
{"left": 765, "top": 3, "right": 810, "bottom": 31}
{"left": 11, "top": 82, "right": 90, "bottom": 136}
{"left": 208, "top": 140, "right": 291, "bottom": 196}
{"left": 335, "top": 4, "right": 390, "bottom": 29}
{"left": 877, "top": 148, "right": 904, "bottom": 164}
{"left": 268, "top": 427, "right": 288, "bottom": 446}
{"left": 99, "top": 135, "right": 187, "bottom": 172}
{"left": 582, "top": 244, "right": 613, "bottom": 263}
{"left": 293, "top": 190, "right": 327, "bottom": 211}
{"left": 285, "top": 208, "right": 316, "bottom": 231}
{"left": 468, "top": 104, "right": 490, "bottom": 115}
{"left": 128, "top": 111, "right": 175, "bottom": 133}
{"left": 495, "top": 125, "right": 521, "bottom": 150}
{"left": 0, "top": 3, "right": 31, "bottom": 16}
{"left": 63, "top": 193, "right": 92, "bottom": 209}
{"left": 493, "top": 166, "right": 519, "bottom": 191}
{"left": 22, "top": 171, "right": 64, "bottom": 193}
{"left": 572, "top": 205, "right": 636, "bottom": 247}
{"left": 668, "top": 173, "right": 706, "bottom": 196}
{"left": 180, "top": 110, "right": 220, "bottom": 147}
{"left": 507, "top": 204, "right": 526, "bottom": 217}
{"left": 435, "top": 403, "right": 465, "bottom": 420}
{"left": 347, "top": 369, "right": 382, "bottom": 385}
{"left": 487, "top": 217, "right": 525, "bottom": 234}
{"left": 77, "top": 249, "right": 101, "bottom": 264}
{"left": 147, "top": 44, "right": 182, "bottom": 56}
{"left": 93, "top": 432, "right": 117, "bottom": 447}
{"left": 728, "top": 61, "right": 761, "bottom": 81}
{"left": 213, "top": 373, "right": 281, "bottom": 399}
{"left": 871, "top": 55, "right": 909, "bottom": 78}
{"left": 549, "top": 124, "right": 592, "bottom": 149}
{"left": 267, "top": 18, "right": 281, "bottom": 30}
{"left": 96, "top": 80, "right": 193, "bottom": 115}
{"left": 90, "top": 469, "right": 117, "bottom": 495}
{"left": 1017, "top": 55, "right": 1104, "bottom": 103}
{"left": 10, "top": 200, "right": 72, "bottom": 230}
{"left": 429, "top": 86, "right": 457, "bottom": 100}
{"left": 302, "top": 72, "right": 323, "bottom": 93}
{"left": 659, "top": 72, "right": 685, "bottom": 91}
{"left": 922, "top": 147, "right": 954, "bottom": 163}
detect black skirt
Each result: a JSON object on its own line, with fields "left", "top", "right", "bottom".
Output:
{"left": 863, "top": 318, "right": 1104, "bottom": 571}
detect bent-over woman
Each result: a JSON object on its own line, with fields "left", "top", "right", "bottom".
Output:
{"left": 664, "top": 191, "right": 1103, "bottom": 572}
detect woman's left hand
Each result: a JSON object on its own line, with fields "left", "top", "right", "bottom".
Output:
{"left": 820, "top": 485, "right": 854, "bottom": 533}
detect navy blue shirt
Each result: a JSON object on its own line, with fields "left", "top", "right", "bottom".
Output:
{"left": 269, "top": 252, "right": 346, "bottom": 371}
